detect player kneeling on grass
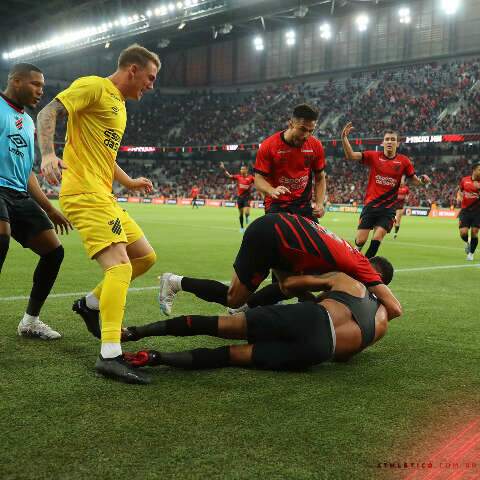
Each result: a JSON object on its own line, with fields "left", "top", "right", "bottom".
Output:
{"left": 123, "top": 271, "right": 401, "bottom": 371}
{"left": 158, "top": 213, "right": 401, "bottom": 321}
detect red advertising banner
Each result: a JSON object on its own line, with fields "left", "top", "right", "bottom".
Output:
{"left": 429, "top": 208, "right": 459, "bottom": 218}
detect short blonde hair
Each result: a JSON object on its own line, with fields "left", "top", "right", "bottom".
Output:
{"left": 118, "top": 44, "right": 161, "bottom": 70}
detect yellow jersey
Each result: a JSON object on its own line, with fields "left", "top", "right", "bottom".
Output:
{"left": 56, "top": 76, "right": 127, "bottom": 196}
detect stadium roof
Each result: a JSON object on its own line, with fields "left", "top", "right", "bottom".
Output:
{"left": 1, "top": 0, "right": 418, "bottom": 61}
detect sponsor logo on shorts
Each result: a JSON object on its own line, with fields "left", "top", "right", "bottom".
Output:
{"left": 109, "top": 218, "right": 122, "bottom": 235}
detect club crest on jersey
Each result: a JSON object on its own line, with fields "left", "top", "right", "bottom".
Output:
{"left": 393, "top": 163, "right": 401, "bottom": 172}
{"left": 304, "top": 155, "right": 315, "bottom": 168}
{"left": 15, "top": 117, "right": 23, "bottom": 130}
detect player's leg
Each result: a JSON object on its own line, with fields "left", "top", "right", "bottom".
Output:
{"left": 393, "top": 209, "right": 403, "bottom": 239}
{"left": 355, "top": 229, "right": 370, "bottom": 252}
{"left": 459, "top": 225, "right": 470, "bottom": 256}
{"left": 17, "top": 229, "right": 64, "bottom": 339}
{"left": 74, "top": 208, "right": 156, "bottom": 339}
{"left": 365, "top": 226, "right": 389, "bottom": 258}
{"left": 244, "top": 205, "right": 251, "bottom": 225}
{"left": 0, "top": 220, "right": 11, "bottom": 274}
{"left": 468, "top": 227, "right": 479, "bottom": 260}
{"left": 159, "top": 270, "right": 253, "bottom": 314}
{"left": 93, "top": 242, "right": 149, "bottom": 383}
{"left": 238, "top": 205, "right": 244, "bottom": 231}
{"left": 159, "top": 216, "right": 272, "bottom": 313}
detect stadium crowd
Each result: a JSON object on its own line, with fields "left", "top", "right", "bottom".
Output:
{"left": 35, "top": 57, "right": 480, "bottom": 208}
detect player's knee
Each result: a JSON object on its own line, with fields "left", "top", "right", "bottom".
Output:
{"left": 44, "top": 245, "right": 65, "bottom": 266}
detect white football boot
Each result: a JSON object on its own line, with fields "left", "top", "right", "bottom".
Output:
{"left": 17, "top": 318, "right": 62, "bottom": 340}
{"left": 158, "top": 273, "right": 180, "bottom": 315}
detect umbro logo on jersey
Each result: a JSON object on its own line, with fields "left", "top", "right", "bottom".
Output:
{"left": 15, "top": 117, "right": 23, "bottom": 130}
{"left": 108, "top": 218, "right": 122, "bottom": 235}
{"left": 8, "top": 134, "right": 27, "bottom": 148}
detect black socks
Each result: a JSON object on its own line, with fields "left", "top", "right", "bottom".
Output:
{"left": 150, "top": 347, "right": 230, "bottom": 369}
{"left": 132, "top": 315, "right": 218, "bottom": 338}
{"left": 365, "top": 240, "right": 381, "bottom": 258}
{"left": 27, "top": 245, "right": 64, "bottom": 316}
{"left": 181, "top": 277, "right": 229, "bottom": 305}
{"left": 0, "top": 234, "right": 10, "bottom": 274}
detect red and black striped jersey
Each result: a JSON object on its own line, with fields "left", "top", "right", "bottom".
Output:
{"left": 254, "top": 131, "right": 325, "bottom": 211}
{"left": 272, "top": 213, "right": 382, "bottom": 287}
{"left": 459, "top": 176, "right": 480, "bottom": 210}
{"left": 362, "top": 151, "right": 415, "bottom": 209}
{"left": 232, "top": 174, "right": 254, "bottom": 197}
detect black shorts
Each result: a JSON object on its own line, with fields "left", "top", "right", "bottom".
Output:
{"left": 358, "top": 205, "right": 396, "bottom": 232}
{"left": 246, "top": 302, "right": 335, "bottom": 370}
{"left": 233, "top": 215, "right": 280, "bottom": 291}
{"left": 266, "top": 202, "right": 317, "bottom": 222}
{"left": 0, "top": 187, "right": 53, "bottom": 247}
{"left": 459, "top": 209, "right": 480, "bottom": 229}
{"left": 237, "top": 196, "right": 250, "bottom": 209}
{"left": 395, "top": 202, "right": 405, "bottom": 212}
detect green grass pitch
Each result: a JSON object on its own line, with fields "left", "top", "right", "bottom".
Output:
{"left": 1, "top": 204, "right": 479, "bottom": 479}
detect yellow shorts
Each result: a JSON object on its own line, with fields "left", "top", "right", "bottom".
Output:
{"left": 60, "top": 193, "right": 144, "bottom": 258}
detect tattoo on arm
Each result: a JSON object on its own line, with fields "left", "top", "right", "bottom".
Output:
{"left": 37, "top": 99, "right": 67, "bottom": 157}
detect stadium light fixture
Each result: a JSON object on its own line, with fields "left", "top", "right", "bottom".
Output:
{"left": 399, "top": 7, "right": 411, "bottom": 23}
{"left": 319, "top": 22, "right": 332, "bottom": 40}
{"left": 253, "top": 36, "right": 264, "bottom": 51}
{"left": 146, "top": 9, "right": 153, "bottom": 17}
{"left": 285, "top": 30, "right": 296, "bottom": 46}
{"left": 355, "top": 14, "right": 369, "bottom": 32}
{"left": 168, "top": 3, "right": 176, "bottom": 12}
{"left": 441, "top": 0, "right": 460, "bottom": 15}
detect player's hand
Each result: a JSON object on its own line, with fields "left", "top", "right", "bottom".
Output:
{"left": 341, "top": 122, "right": 354, "bottom": 138}
{"left": 420, "top": 174, "right": 431, "bottom": 186}
{"left": 312, "top": 203, "right": 325, "bottom": 218}
{"left": 46, "top": 207, "right": 73, "bottom": 235}
{"left": 41, "top": 154, "right": 66, "bottom": 186}
{"left": 269, "top": 186, "right": 291, "bottom": 199}
{"left": 128, "top": 177, "right": 153, "bottom": 193}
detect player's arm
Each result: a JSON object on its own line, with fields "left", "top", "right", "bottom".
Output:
{"left": 367, "top": 283, "right": 402, "bottom": 320}
{"left": 341, "top": 122, "right": 363, "bottom": 162}
{"left": 279, "top": 272, "right": 337, "bottom": 297}
{"left": 114, "top": 163, "right": 153, "bottom": 194}
{"left": 37, "top": 99, "right": 68, "bottom": 185}
{"left": 27, "top": 172, "right": 72, "bottom": 234}
{"left": 219, "top": 162, "right": 233, "bottom": 178}
{"left": 313, "top": 170, "right": 327, "bottom": 217}
{"left": 408, "top": 174, "right": 431, "bottom": 186}
{"left": 254, "top": 173, "right": 291, "bottom": 200}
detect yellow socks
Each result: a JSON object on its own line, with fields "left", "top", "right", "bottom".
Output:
{"left": 100, "top": 263, "right": 132, "bottom": 345}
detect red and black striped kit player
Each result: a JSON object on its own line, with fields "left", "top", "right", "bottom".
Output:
{"left": 254, "top": 104, "right": 327, "bottom": 221}
{"left": 457, "top": 164, "right": 480, "bottom": 260}
{"left": 341, "top": 124, "right": 431, "bottom": 258}
{"left": 157, "top": 213, "right": 400, "bottom": 322}
{"left": 220, "top": 162, "right": 254, "bottom": 231}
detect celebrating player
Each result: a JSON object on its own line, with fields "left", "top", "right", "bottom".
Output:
{"left": 254, "top": 103, "right": 327, "bottom": 220}
{"left": 158, "top": 213, "right": 402, "bottom": 321}
{"left": 37, "top": 45, "right": 160, "bottom": 384}
{"left": 220, "top": 162, "right": 254, "bottom": 232}
{"left": 393, "top": 177, "right": 409, "bottom": 239}
{"left": 190, "top": 185, "right": 200, "bottom": 209}
{"left": 456, "top": 164, "right": 480, "bottom": 261}
{"left": 1, "top": 63, "right": 72, "bottom": 340}
{"left": 341, "top": 123, "right": 431, "bottom": 258}
{"left": 124, "top": 270, "right": 399, "bottom": 371}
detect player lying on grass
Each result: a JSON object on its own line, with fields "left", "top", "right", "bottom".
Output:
{"left": 157, "top": 213, "right": 402, "bottom": 321}
{"left": 121, "top": 270, "right": 400, "bottom": 371}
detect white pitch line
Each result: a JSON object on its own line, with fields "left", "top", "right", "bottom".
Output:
{"left": 0, "top": 263, "right": 478, "bottom": 302}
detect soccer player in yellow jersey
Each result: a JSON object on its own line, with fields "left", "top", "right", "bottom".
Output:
{"left": 36, "top": 44, "right": 160, "bottom": 384}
